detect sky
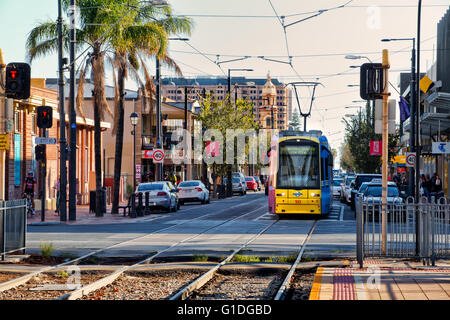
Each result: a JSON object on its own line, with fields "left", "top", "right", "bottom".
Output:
{"left": 1, "top": 0, "right": 449, "bottom": 168}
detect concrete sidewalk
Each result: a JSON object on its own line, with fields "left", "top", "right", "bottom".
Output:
{"left": 309, "top": 259, "right": 450, "bottom": 300}
{"left": 26, "top": 203, "right": 149, "bottom": 225}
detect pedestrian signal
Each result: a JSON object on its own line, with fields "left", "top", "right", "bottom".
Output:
{"left": 37, "top": 106, "right": 53, "bottom": 129}
{"left": 35, "top": 144, "right": 45, "bottom": 161}
{"left": 5, "top": 63, "right": 31, "bottom": 100}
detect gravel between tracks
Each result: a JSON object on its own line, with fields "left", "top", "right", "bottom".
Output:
{"left": 288, "top": 270, "right": 315, "bottom": 300}
{"left": 81, "top": 270, "right": 204, "bottom": 300}
{"left": 0, "top": 271, "right": 109, "bottom": 300}
{"left": 189, "top": 270, "right": 286, "bottom": 300}
{"left": 0, "top": 272, "right": 27, "bottom": 284}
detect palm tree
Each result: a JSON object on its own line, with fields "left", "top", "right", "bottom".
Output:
{"left": 109, "top": 3, "right": 192, "bottom": 215}
{"left": 25, "top": 0, "right": 179, "bottom": 216}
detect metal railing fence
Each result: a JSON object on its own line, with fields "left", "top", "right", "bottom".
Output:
{"left": 356, "top": 196, "right": 450, "bottom": 267}
{"left": 0, "top": 199, "right": 27, "bottom": 260}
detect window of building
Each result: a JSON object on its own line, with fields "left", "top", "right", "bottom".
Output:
{"left": 31, "top": 113, "right": 37, "bottom": 135}
{"left": 266, "top": 118, "right": 271, "bottom": 127}
{"left": 14, "top": 111, "right": 21, "bottom": 132}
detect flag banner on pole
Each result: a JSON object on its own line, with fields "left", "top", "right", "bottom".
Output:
{"left": 398, "top": 96, "right": 410, "bottom": 122}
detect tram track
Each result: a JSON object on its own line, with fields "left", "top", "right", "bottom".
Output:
{"left": 0, "top": 196, "right": 333, "bottom": 301}
{"left": 0, "top": 197, "right": 264, "bottom": 297}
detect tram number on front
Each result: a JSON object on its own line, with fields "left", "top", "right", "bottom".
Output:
{"left": 295, "top": 200, "right": 302, "bottom": 204}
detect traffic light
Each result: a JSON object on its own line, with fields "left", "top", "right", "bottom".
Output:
{"left": 360, "top": 63, "right": 383, "bottom": 100}
{"left": 36, "top": 106, "right": 53, "bottom": 129}
{"left": 35, "top": 144, "right": 45, "bottom": 161}
{"left": 5, "top": 62, "right": 31, "bottom": 100}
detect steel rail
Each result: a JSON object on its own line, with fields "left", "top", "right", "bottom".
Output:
{"left": 0, "top": 197, "right": 262, "bottom": 293}
{"left": 273, "top": 220, "right": 318, "bottom": 300}
{"left": 169, "top": 218, "right": 279, "bottom": 300}
{"left": 58, "top": 203, "right": 269, "bottom": 300}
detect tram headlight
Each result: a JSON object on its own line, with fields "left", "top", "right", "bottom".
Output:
{"left": 310, "top": 192, "right": 321, "bottom": 197}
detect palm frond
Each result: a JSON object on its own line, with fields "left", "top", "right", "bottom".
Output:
{"left": 76, "top": 58, "right": 89, "bottom": 123}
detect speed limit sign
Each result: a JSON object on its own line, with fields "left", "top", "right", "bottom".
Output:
{"left": 406, "top": 152, "right": 416, "bottom": 167}
{"left": 152, "top": 148, "right": 165, "bottom": 163}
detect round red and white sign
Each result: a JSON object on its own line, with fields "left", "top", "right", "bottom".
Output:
{"left": 406, "top": 152, "right": 416, "bottom": 167}
{"left": 152, "top": 149, "right": 164, "bottom": 163}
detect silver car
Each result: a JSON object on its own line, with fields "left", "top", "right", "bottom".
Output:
{"left": 232, "top": 177, "right": 245, "bottom": 196}
{"left": 332, "top": 178, "right": 344, "bottom": 197}
{"left": 135, "top": 182, "right": 179, "bottom": 213}
{"left": 232, "top": 172, "right": 247, "bottom": 194}
{"left": 177, "top": 180, "right": 210, "bottom": 205}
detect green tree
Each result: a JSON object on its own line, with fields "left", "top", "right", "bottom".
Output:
{"left": 195, "top": 94, "right": 260, "bottom": 183}
{"left": 342, "top": 104, "right": 400, "bottom": 174}
{"left": 289, "top": 109, "right": 302, "bottom": 131}
{"left": 27, "top": 0, "right": 192, "bottom": 216}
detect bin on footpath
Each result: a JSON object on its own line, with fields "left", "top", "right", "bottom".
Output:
{"left": 89, "top": 189, "right": 107, "bottom": 214}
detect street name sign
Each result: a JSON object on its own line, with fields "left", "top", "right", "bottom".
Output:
{"left": 35, "top": 137, "right": 57, "bottom": 145}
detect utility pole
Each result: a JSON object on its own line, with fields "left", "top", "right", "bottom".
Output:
{"left": 69, "top": 0, "right": 77, "bottom": 220}
{"left": 381, "top": 49, "right": 390, "bottom": 254}
{"left": 57, "top": 0, "right": 67, "bottom": 222}
{"left": 155, "top": 57, "right": 162, "bottom": 181}
{"left": 415, "top": 1, "right": 422, "bottom": 203}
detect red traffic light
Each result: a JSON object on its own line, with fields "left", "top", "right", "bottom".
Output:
{"left": 37, "top": 106, "right": 53, "bottom": 129}
{"left": 5, "top": 62, "right": 30, "bottom": 100}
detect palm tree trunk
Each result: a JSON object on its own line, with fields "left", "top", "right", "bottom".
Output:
{"left": 111, "top": 63, "right": 126, "bottom": 214}
{"left": 94, "top": 94, "right": 103, "bottom": 217}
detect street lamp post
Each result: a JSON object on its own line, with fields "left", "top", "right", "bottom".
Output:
{"left": 226, "top": 68, "right": 253, "bottom": 197}
{"left": 154, "top": 38, "right": 189, "bottom": 182}
{"left": 130, "top": 112, "right": 139, "bottom": 191}
{"left": 381, "top": 37, "right": 416, "bottom": 199}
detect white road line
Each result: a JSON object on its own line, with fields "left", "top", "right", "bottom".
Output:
{"left": 253, "top": 212, "right": 272, "bottom": 221}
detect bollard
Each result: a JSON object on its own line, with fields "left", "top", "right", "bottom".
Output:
{"left": 137, "top": 192, "right": 143, "bottom": 217}
{"left": 130, "top": 193, "right": 137, "bottom": 218}
{"left": 356, "top": 196, "right": 364, "bottom": 269}
{"left": 145, "top": 192, "right": 151, "bottom": 215}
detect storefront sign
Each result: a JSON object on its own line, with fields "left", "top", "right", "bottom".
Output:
{"left": 0, "top": 134, "right": 9, "bottom": 150}
{"left": 432, "top": 142, "right": 450, "bottom": 154}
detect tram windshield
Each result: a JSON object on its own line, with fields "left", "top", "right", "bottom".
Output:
{"left": 276, "top": 142, "right": 320, "bottom": 189}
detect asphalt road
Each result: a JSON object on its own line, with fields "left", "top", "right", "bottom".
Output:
{"left": 26, "top": 193, "right": 358, "bottom": 260}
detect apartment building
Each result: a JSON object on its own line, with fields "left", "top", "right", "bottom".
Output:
{"left": 161, "top": 74, "right": 292, "bottom": 130}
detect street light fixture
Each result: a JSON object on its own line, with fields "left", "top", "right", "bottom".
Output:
{"left": 130, "top": 112, "right": 139, "bottom": 191}
{"left": 155, "top": 37, "right": 190, "bottom": 181}
{"left": 226, "top": 68, "right": 253, "bottom": 198}
{"left": 347, "top": 84, "right": 360, "bottom": 87}
{"left": 380, "top": 37, "right": 417, "bottom": 200}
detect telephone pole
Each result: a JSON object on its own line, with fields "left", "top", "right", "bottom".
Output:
{"left": 381, "top": 49, "right": 390, "bottom": 254}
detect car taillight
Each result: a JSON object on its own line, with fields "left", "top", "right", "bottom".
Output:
{"left": 157, "top": 192, "right": 167, "bottom": 196}
{"left": 195, "top": 187, "right": 202, "bottom": 192}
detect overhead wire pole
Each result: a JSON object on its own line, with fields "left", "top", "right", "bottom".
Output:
{"left": 57, "top": 0, "right": 67, "bottom": 222}
{"left": 69, "top": 1, "right": 77, "bottom": 221}
{"left": 381, "top": 49, "right": 390, "bottom": 255}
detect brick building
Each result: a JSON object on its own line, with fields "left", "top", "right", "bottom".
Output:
{"left": 161, "top": 74, "right": 292, "bottom": 130}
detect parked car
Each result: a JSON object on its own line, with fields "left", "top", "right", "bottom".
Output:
{"left": 135, "top": 182, "right": 179, "bottom": 213}
{"left": 360, "top": 183, "right": 404, "bottom": 220}
{"left": 232, "top": 177, "right": 246, "bottom": 195}
{"left": 354, "top": 180, "right": 395, "bottom": 211}
{"left": 253, "top": 176, "right": 262, "bottom": 191}
{"left": 245, "top": 176, "right": 258, "bottom": 192}
{"left": 350, "top": 174, "right": 382, "bottom": 210}
{"left": 177, "top": 180, "right": 210, "bottom": 205}
{"left": 232, "top": 172, "right": 247, "bottom": 194}
{"left": 332, "top": 178, "right": 344, "bottom": 197}
{"left": 342, "top": 175, "right": 355, "bottom": 204}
